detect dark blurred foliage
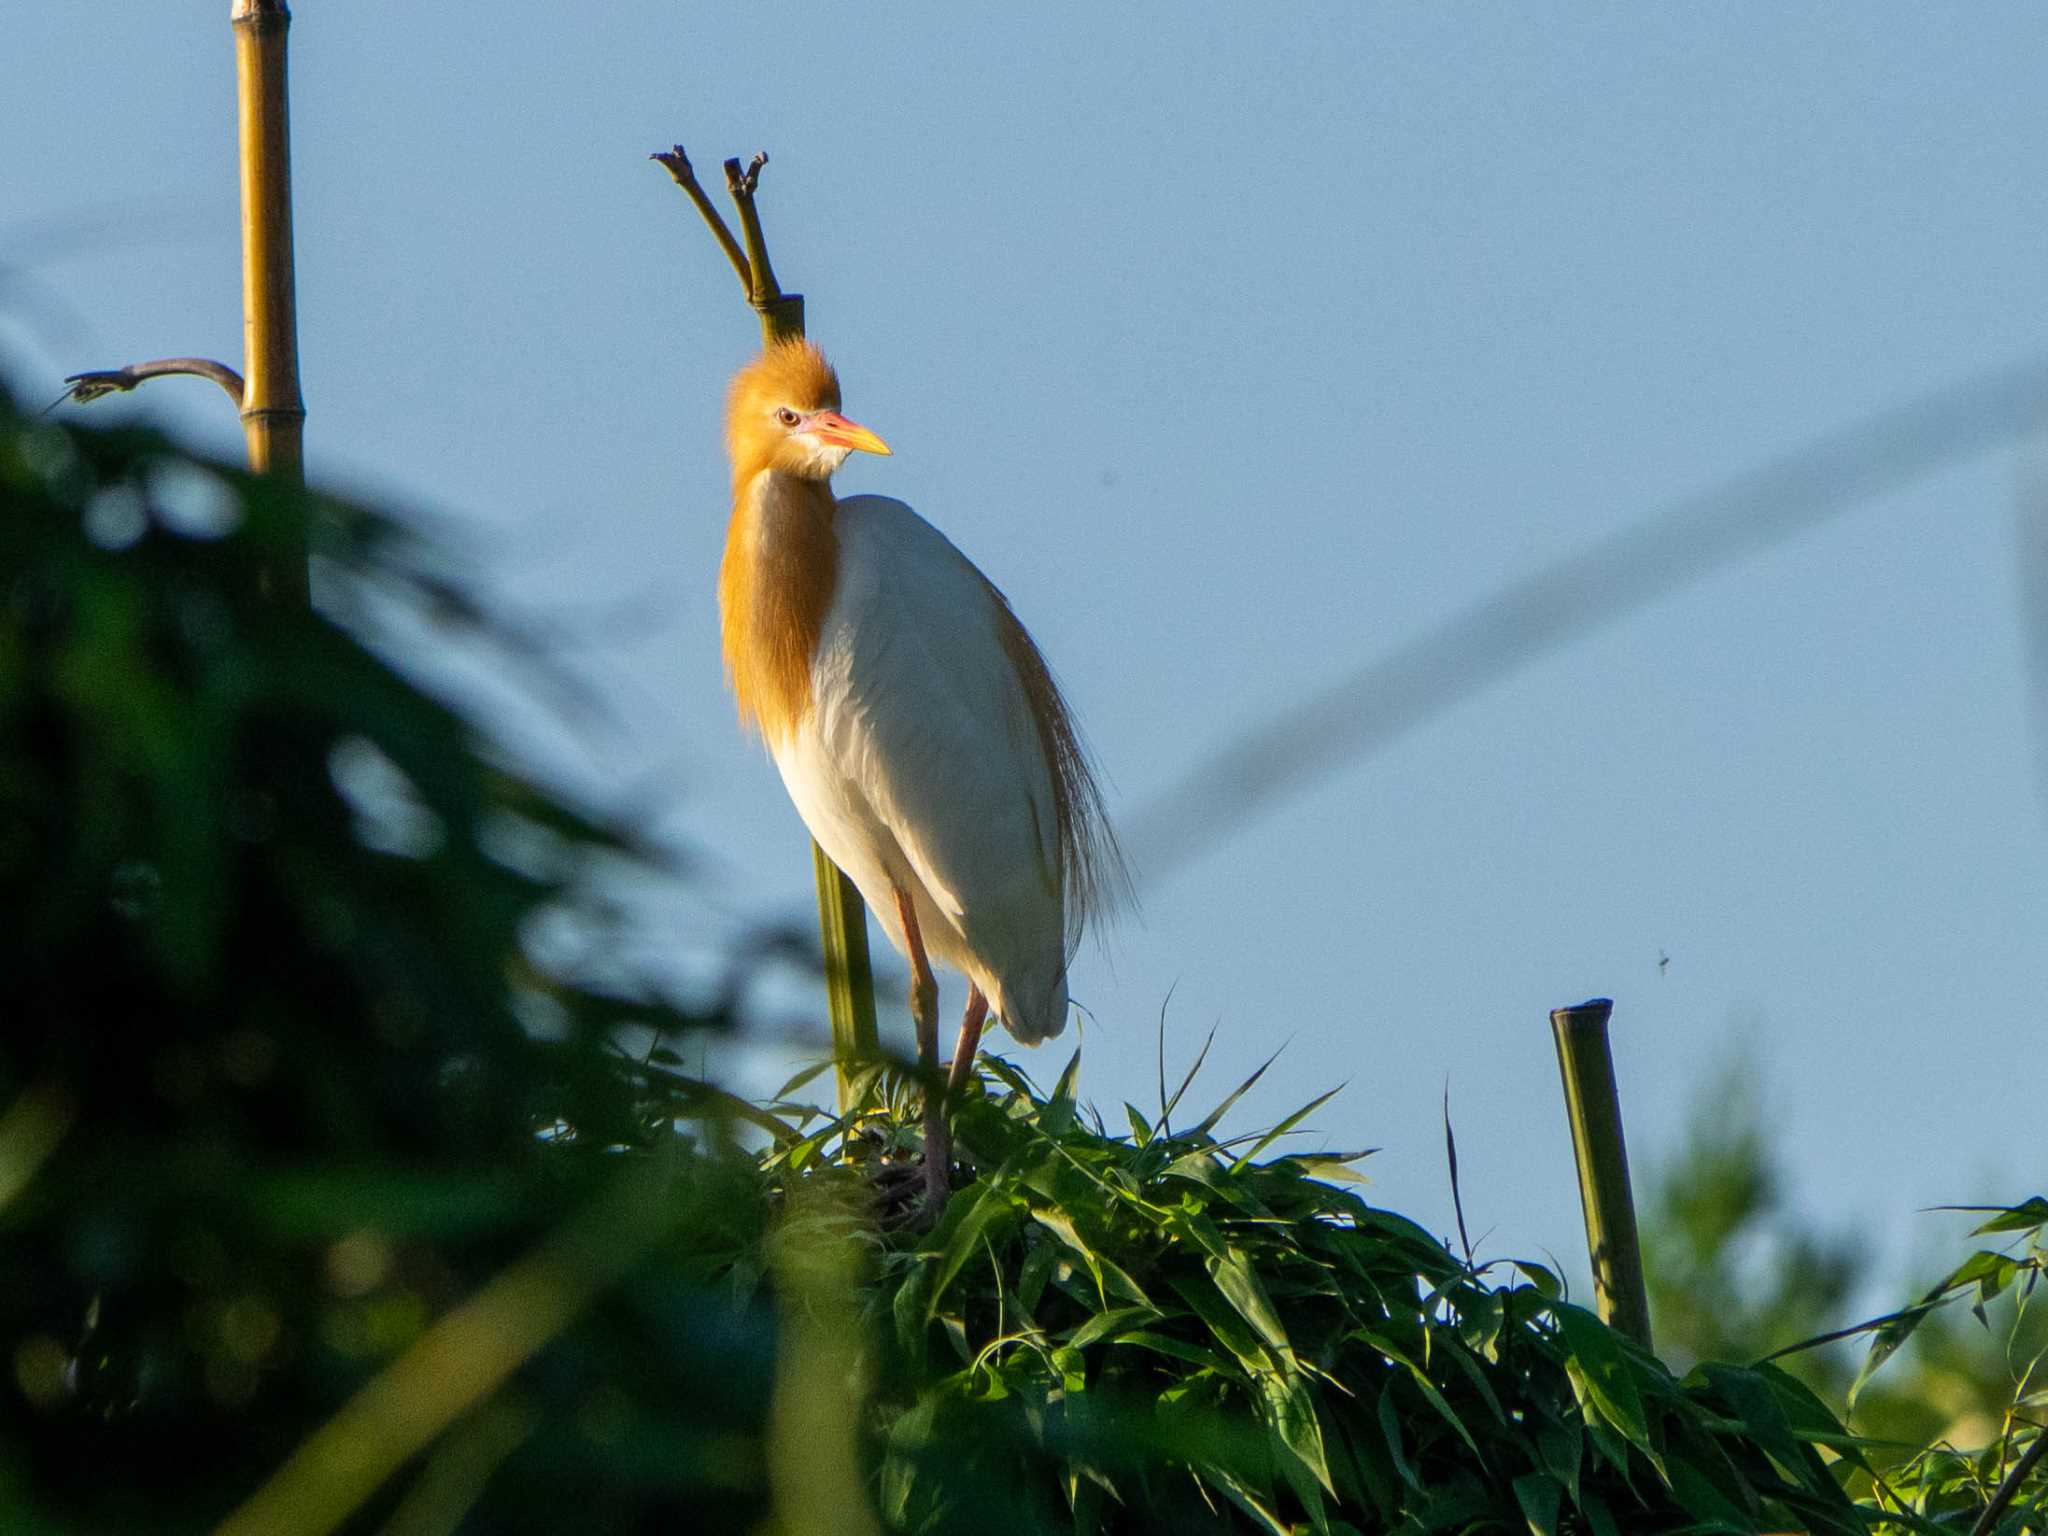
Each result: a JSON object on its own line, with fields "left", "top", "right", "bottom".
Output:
{"left": 0, "top": 376, "right": 782, "bottom": 1533}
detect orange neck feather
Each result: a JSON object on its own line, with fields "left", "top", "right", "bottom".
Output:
{"left": 720, "top": 467, "right": 839, "bottom": 746}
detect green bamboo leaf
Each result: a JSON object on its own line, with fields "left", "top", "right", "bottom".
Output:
{"left": 1513, "top": 1472, "right": 1563, "bottom": 1536}
{"left": 1123, "top": 1102, "right": 1152, "bottom": 1147}
{"left": 1352, "top": 1329, "right": 1484, "bottom": 1463}
{"left": 1664, "top": 1456, "right": 1752, "bottom": 1533}
{"left": 1165, "top": 1148, "right": 1227, "bottom": 1189}
{"left": 1066, "top": 1305, "right": 1166, "bottom": 1351}
{"left": 1230, "top": 1084, "right": 1346, "bottom": 1170}
{"left": 1535, "top": 1418, "right": 1581, "bottom": 1504}
{"left": 1159, "top": 1022, "right": 1217, "bottom": 1132}
{"left": 1115, "top": 1330, "right": 1244, "bottom": 1379}
{"left": 1847, "top": 1299, "right": 1944, "bottom": 1409}
{"left": 1261, "top": 1368, "right": 1336, "bottom": 1500}
{"left": 1190, "top": 1048, "right": 1281, "bottom": 1139}
{"left": 1927, "top": 1197, "right": 2048, "bottom": 1235}
{"left": 893, "top": 1255, "right": 936, "bottom": 1363}
{"left": 1701, "top": 1362, "right": 1835, "bottom": 1498}
{"left": 978, "top": 1055, "right": 1039, "bottom": 1100}
{"left": 1016, "top": 1237, "right": 1057, "bottom": 1316}
{"left": 770, "top": 1058, "right": 834, "bottom": 1104}
{"left": 1040, "top": 1047, "right": 1084, "bottom": 1136}
{"left": 1514, "top": 1261, "right": 1563, "bottom": 1299}
{"left": 1167, "top": 1272, "right": 1267, "bottom": 1375}
{"left": 1033, "top": 1207, "right": 1150, "bottom": 1306}
{"left": 1284, "top": 1155, "right": 1374, "bottom": 1185}
{"left": 1376, "top": 1387, "right": 1421, "bottom": 1491}
{"left": 927, "top": 1181, "right": 1020, "bottom": 1315}
{"left": 1752, "top": 1363, "right": 1874, "bottom": 1477}
{"left": 1208, "top": 1249, "right": 1290, "bottom": 1355}
{"left": 1207, "top": 1469, "right": 1293, "bottom": 1536}
{"left": 1554, "top": 1303, "right": 1653, "bottom": 1457}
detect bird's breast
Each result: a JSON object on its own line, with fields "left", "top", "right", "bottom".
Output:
{"left": 719, "top": 472, "right": 840, "bottom": 747}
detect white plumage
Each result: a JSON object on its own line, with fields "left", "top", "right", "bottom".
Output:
{"left": 717, "top": 338, "right": 1125, "bottom": 1197}
{"left": 772, "top": 492, "right": 1070, "bottom": 1044}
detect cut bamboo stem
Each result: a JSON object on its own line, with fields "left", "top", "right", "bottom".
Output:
{"left": 654, "top": 145, "right": 879, "bottom": 1111}
{"left": 1550, "top": 998, "right": 1654, "bottom": 1350}
{"left": 232, "top": 0, "right": 308, "bottom": 602}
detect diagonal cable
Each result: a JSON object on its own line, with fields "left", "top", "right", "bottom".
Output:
{"left": 1126, "top": 350, "right": 2048, "bottom": 884}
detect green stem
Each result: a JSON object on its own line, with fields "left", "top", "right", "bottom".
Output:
{"left": 1550, "top": 998, "right": 1653, "bottom": 1350}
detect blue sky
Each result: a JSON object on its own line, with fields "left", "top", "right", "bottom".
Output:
{"left": 9, "top": 4, "right": 2045, "bottom": 1303}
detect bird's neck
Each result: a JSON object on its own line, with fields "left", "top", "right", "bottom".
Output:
{"left": 720, "top": 468, "right": 840, "bottom": 746}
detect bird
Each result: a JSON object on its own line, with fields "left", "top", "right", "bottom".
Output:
{"left": 718, "top": 337, "right": 1127, "bottom": 1201}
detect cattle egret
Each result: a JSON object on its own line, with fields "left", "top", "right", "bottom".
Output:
{"left": 720, "top": 338, "right": 1126, "bottom": 1200}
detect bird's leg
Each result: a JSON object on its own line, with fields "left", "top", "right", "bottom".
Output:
{"left": 892, "top": 887, "right": 949, "bottom": 1204}
{"left": 946, "top": 987, "right": 991, "bottom": 1098}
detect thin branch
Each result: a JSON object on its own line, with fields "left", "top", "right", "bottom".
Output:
{"left": 724, "top": 152, "right": 784, "bottom": 306}
{"left": 63, "top": 356, "right": 246, "bottom": 407}
{"left": 650, "top": 146, "right": 751, "bottom": 293}
{"left": 1967, "top": 1425, "right": 2047, "bottom": 1536}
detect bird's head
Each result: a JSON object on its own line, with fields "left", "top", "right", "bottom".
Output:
{"left": 725, "top": 338, "right": 891, "bottom": 483}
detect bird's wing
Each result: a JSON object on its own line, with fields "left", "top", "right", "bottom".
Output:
{"left": 812, "top": 495, "right": 1066, "bottom": 966}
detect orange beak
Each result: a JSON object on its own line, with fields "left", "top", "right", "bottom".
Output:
{"left": 810, "top": 411, "right": 892, "bottom": 456}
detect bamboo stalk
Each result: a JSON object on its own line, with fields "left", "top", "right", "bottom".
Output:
{"left": 1550, "top": 998, "right": 1654, "bottom": 1350}
{"left": 654, "top": 146, "right": 880, "bottom": 1111}
{"left": 232, "top": 0, "right": 308, "bottom": 602}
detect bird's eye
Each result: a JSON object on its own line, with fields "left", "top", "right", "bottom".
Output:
{"left": 776, "top": 407, "right": 801, "bottom": 427}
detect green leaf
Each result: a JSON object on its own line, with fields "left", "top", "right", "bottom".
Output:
{"left": 1159, "top": 1022, "right": 1217, "bottom": 1132}
{"left": 1847, "top": 1300, "right": 1943, "bottom": 1408}
{"left": 1554, "top": 1303, "right": 1653, "bottom": 1458}
{"left": 1168, "top": 1272, "right": 1267, "bottom": 1375}
{"left": 1376, "top": 1386, "right": 1421, "bottom": 1491}
{"left": 1040, "top": 1047, "right": 1084, "bottom": 1137}
{"left": 1285, "top": 1154, "right": 1374, "bottom": 1185}
{"left": 1115, "top": 1330, "right": 1244, "bottom": 1379}
{"left": 1262, "top": 1368, "right": 1336, "bottom": 1500}
{"left": 926, "top": 1180, "right": 1020, "bottom": 1315}
{"left": 1664, "top": 1456, "right": 1752, "bottom": 1533}
{"left": 1231, "top": 1084, "right": 1346, "bottom": 1169}
{"left": 1513, "top": 1473, "right": 1563, "bottom": 1536}
{"left": 1191, "top": 1049, "right": 1282, "bottom": 1139}
{"left": 1033, "top": 1206, "right": 1150, "bottom": 1306}
{"left": 1123, "top": 1102, "right": 1153, "bottom": 1147}
{"left": 1016, "top": 1237, "right": 1057, "bottom": 1316}
{"left": 1514, "top": 1261, "right": 1563, "bottom": 1299}
{"left": 770, "top": 1058, "right": 834, "bottom": 1103}
{"left": 1208, "top": 1249, "right": 1290, "bottom": 1355}
{"left": 1535, "top": 1417, "right": 1581, "bottom": 1503}
{"left": 1352, "top": 1329, "right": 1484, "bottom": 1463}
{"left": 1701, "top": 1363, "right": 1823, "bottom": 1494}
{"left": 1581, "top": 1491, "right": 1622, "bottom": 1536}
{"left": 893, "top": 1255, "right": 936, "bottom": 1363}
{"left": 1935, "top": 1196, "right": 2048, "bottom": 1235}
{"left": 1066, "top": 1306, "right": 1166, "bottom": 1351}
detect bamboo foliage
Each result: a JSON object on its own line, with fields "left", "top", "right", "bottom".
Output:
{"left": 655, "top": 146, "right": 881, "bottom": 1113}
